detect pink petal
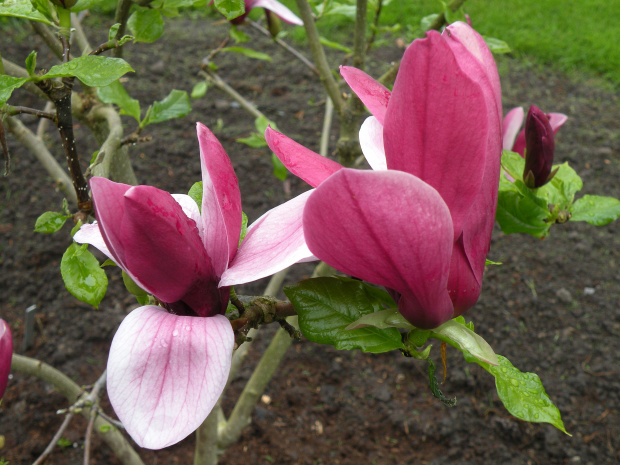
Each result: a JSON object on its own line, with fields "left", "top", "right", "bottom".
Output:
{"left": 548, "top": 112, "right": 568, "bottom": 135}
{"left": 448, "top": 234, "right": 482, "bottom": 316}
{"left": 444, "top": 22, "right": 503, "bottom": 120}
{"left": 513, "top": 129, "right": 526, "bottom": 156}
{"left": 359, "top": 116, "right": 387, "bottom": 171}
{"left": 197, "top": 123, "right": 243, "bottom": 277}
{"left": 107, "top": 307, "right": 233, "bottom": 449}
{"left": 172, "top": 194, "right": 204, "bottom": 241}
{"left": 502, "top": 107, "right": 524, "bottom": 151}
{"left": 0, "top": 319, "right": 12, "bottom": 400}
{"left": 265, "top": 127, "right": 342, "bottom": 187}
{"left": 303, "top": 169, "right": 454, "bottom": 329}
{"left": 383, "top": 30, "right": 489, "bottom": 239}
{"left": 74, "top": 222, "right": 113, "bottom": 259}
{"left": 220, "top": 190, "right": 315, "bottom": 286}
{"left": 251, "top": 0, "right": 303, "bottom": 25}
{"left": 340, "top": 66, "right": 391, "bottom": 125}
{"left": 121, "top": 185, "right": 221, "bottom": 316}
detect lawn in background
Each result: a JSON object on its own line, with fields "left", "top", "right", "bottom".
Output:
{"left": 281, "top": 0, "right": 619, "bottom": 86}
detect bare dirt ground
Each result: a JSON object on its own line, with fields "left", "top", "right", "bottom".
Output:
{"left": 1, "top": 13, "right": 619, "bottom": 465}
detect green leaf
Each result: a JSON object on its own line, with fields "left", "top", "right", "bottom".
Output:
{"left": 420, "top": 13, "right": 439, "bottom": 31}
{"left": 57, "top": 437, "right": 72, "bottom": 447}
{"left": 570, "top": 195, "right": 620, "bottom": 225}
{"left": 465, "top": 354, "right": 569, "bottom": 434}
{"left": 97, "top": 80, "right": 141, "bottom": 122}
{"left": 483, "top": 36, "right": 511, "bottom": 54}
{"left": 237, "top": 133, "right": 267, "bottom": 148}
{"left": 485, "top": 259, "right": 502, "bottom": 266}
{"left": 122, "top": 270, "right": 149, "bottom": 305}
{"left": 221, "top": 47, "right": 272, "bottom": 61}
{"left": 34, "top": 211, "right": 71, "bottom": 233}
{"left": 25, "top": 51, "right": 37, "bottom": 77}
{"left": 0, "top": 75, "right": 29, "bottom": 106}
{"left": 30, "top": 0, "right": 55, "bottom": 22}
{"left": 284, "top": 277, "right": 404, "bottom": 353}
{"left": 61, "top": 243, "right": 108, "bottom": 308}
{"left": 0, "top": 0, "right": 54, "bottom": 24}
{"left": 496, "top": 189, "right": 551, "bottom": 238}
{"left": 99, "top": 425, "right": 112, "bottom": 433}
{"left": 441, "top": 0, "right": 467, "bottom": 24}
{"left": 188, "top": 181, "right": 203, "bottom": 211}
{"left": 271, "top": 152, "right": 287, "bottom": 180}
{"left": 141, "top": 90, "right": 191, "bottom": 127}
{"left": 108, "top": 22, "right": 121, "bottom": 41}
{"left": 229, "top": 25, "right": 250, "bottom": 43}
{"left": 213, "top": 0, "right": 245, "bottom": 21}
{"left": 70, "top": 219, "right": 82, "bottom": 237}
{"left": 239, "top": 211, "right": 248, "bottom": 246}
{"left": 500, "top": 150, "right": 525, "bottom": 181}
{"left": 128, "top": 8, "right": 165, "bottom": 43}
{"left": 319, "top": 36, "right": 353, "bottom": 53}
{"left": 345, "top": 307, "right": 413, "bottom": 331}
{"left": 431, "top": 320, "right": 498, "bottom": 365}
{"left": 191, "top": 81, "right": 208, "bottom": 99}
{"left": 254, "top": 115, "right": 276, "bottom": 133}
{"left": 41, "top": 56, "right": 134, "bottom": 87}
{"left": 538, "top": 162, "right": 583, "bottom": 207}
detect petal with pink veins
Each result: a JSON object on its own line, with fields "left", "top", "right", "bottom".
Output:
{"left": 303, "top": 169, "right": 455, "bottom": 329}
{"left": 359, "top": 116, "right": 387, "bottom": 171}
{"left": 107, "top": 306, "right": 234, "bottom": 449}
{"left": 340, "top": 66, "right": 391, "bottom": 125}
{"left": 251, "top": 0, "right": 303, "bottom": 25}
{"left": 197, "top": 123, "right": 243, "bottom": 277}
{"left": 266, "top": 127, "right": 342, "bottom": 188}
{"left": 383, "top": 30, "right": 489, "bottom": 239}
{"left": 502, "top": 107, "right": 524, "bottom": 151}
{"left": 220, "top": 190, "right": 315, "bottom": 286}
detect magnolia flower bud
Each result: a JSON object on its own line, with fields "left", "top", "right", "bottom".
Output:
{"left": 523, "top": 105, "right": 558, "bottom": 188}
{"left": 50, "top": 0, "right": 78, "bottom": 9}
{"left": 0, "top": 319, "right": 12, "bottom": 400}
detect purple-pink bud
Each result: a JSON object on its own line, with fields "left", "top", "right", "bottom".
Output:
{"left": 523, "top": 105, "right": 556, "bottom": 188}
{"left": 0, "top": 319, "right": 12, "bottom": 400}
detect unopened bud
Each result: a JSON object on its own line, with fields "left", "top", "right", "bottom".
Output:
{"left": 265, "top": 10, "right": 282, "bottom": 38}
{"left": 523, "top": 105, "right": 557, "bottom": 188}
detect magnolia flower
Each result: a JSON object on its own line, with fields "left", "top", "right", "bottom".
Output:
{"left": 74, "top": 123, "right": 312, "bottom": 449}
{"left": 522, "top": 105, "right": 558, "bottom": 188}
{"left": 267, "top": 22, "right": 502, "bottom": 329}
{"left": 0, "top": 319, "right": 11, "bottom": 400}
{"left": 228, "top": 0, "right": 303, "bottom": 26}
{"left": 502, "top": 106, "right": 567, "bottom": 155}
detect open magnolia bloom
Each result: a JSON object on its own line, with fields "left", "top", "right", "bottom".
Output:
{"left": 267, "top": 22, "right": 502, "bottom": 329}
{"left": 502, "top": 105, "right": 567, "bottom": 155}
{"left": 0, "top": 319, "right": 12, "bottom": 400}
{"left": 74, "top": 123, "right": 312, "bottom": 449}
{"left": 228, "top": 0, "right": 303, "bottom": 25}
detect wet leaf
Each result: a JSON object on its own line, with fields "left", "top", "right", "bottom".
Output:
{"left": 128, "top": 8, "right": 164, "bottom": 43}
{"left": 34, "top": 211, "right": 71, "bottom": 233}
{"left": 61, "top": 243, "right": 108, "bottom": 308}
{"left": 41, "top": 56, "right": 134, "bottom": 87}
{"left": 570, "top": 195, "right": 620, "bottom": 226}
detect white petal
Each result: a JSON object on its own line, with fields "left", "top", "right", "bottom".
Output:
{"left": 73, "top": 222, "right": 112, "bottom": 259}
{"left": 107, "top": 307, "right": 233, "bottom": 449}
{"left": 359, "top": 116, "right": 387, "bottom": 171}
{"left": 172, "top": 193, "right": 204, "bottom": 240}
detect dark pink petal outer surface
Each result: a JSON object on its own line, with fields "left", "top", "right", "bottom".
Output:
{"left": 383, "top": 30, "right": 488, "bottom": 241}
{"left": 0, "top": 319, "right": 12, "bottom": 400}
{"left": 197, "top": 123, "right": 243, "bottom": 278}
{"left": 107, "top": 306, "right": 234, "bottom": 449}
{"left": 303, "top": 169, "right": 455, "bottom": 329}
{"left": 340, "top": 66, "right": 391, "bottom": 125}
{"left": 512, "top": 111, "right": 567, "bottom": 157}
{"left": 266, "top": 127, "right": 343, "bottom": 187}
{"left": 442, "top": 22, "right": 503, "bottom": 311}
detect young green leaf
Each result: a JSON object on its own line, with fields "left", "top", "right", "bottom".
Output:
{"left": 483, "top": 36, "right": 511, "bottom": 54}
{"left": 141, "top": 90, "right": 191, "bottom": 127}
{"left": 431, "top": 319, "right": 498, "bottom": 365}
{"left": 25, "top": 51, "right": 37, "bottom": 77}
{"left": 570, "top": 195, "right": 620, "bottom": 225}
{"left": 284, "top": 277, "right": 404, "bottom": 353}
{"left": 41, "top": 56, "right": 134, "bottom": 87}
{"left": 108, "top": 22, "right": 121, "bottom": 40}
{"left": 0, "top": 0, "right": 54, "bottom": 24}
{"left": 188, "top": 181, "right": 203, "bottom": 211}
{"left": 319, "top": 36, "right": 353, "bottom": 53}
{"left": 0, "top": 75, "right": 29, "bottom": 106}
{"left": 221, "top": 47, "right": 272, "bottom": 61}
{"left": 191, "top": 81, "right": 208, "bottom": 99}
{"left": 61, "top": 243, "right": 108, "bottom": 308}
{"left": 128, "top": 8, "right": 165, "bottom": 43}
{"left": 271, "top": 153, "right": 288, "bottom": 180}
{"left": 239, "top": 211, "right": 248, "bottom": 246}
{"left": 97, "top": 80, "right": 141, "bottom": 122}
{"left": 496, "top": 189, "right": 551, "bottom": 237}
{"left": 213, "top": 0, "right": 245, "bottom": 21}
{"left": 465, "top": 353, "right": 570, "bottom": 435}
{"left": 237, "top": 133, "right": 267, "bottom": 148}
{"left": 122, "top": 271, "right": 149, "bottom": 305}
{"left": 34, "top": 211, "right": 71, "bottom": 233}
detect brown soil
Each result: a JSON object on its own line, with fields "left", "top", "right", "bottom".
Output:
{"left": 1, "top": 12, "right": 619, "bottom": 465}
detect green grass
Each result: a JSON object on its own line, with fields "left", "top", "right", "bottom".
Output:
{"left": 281, "top": 0, "right": 619, "bottom": 86}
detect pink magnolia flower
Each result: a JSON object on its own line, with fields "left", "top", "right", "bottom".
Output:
{"left": 267, "top": 22, "right": 502, "bottom": 329}
{"left": 502, "top": 106, "right": 567, "bottom": 156}
{"left": 0, "top": 319, "right": 12, "bottom": 400}
{"left": 228, "top": 0, "right": 303, "bottom": 25}
{"left": 74, "top": 123, "right": 312, "bottom": 449}
{"left": 522, "top": 105, "right": 557, "bottom": 188}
